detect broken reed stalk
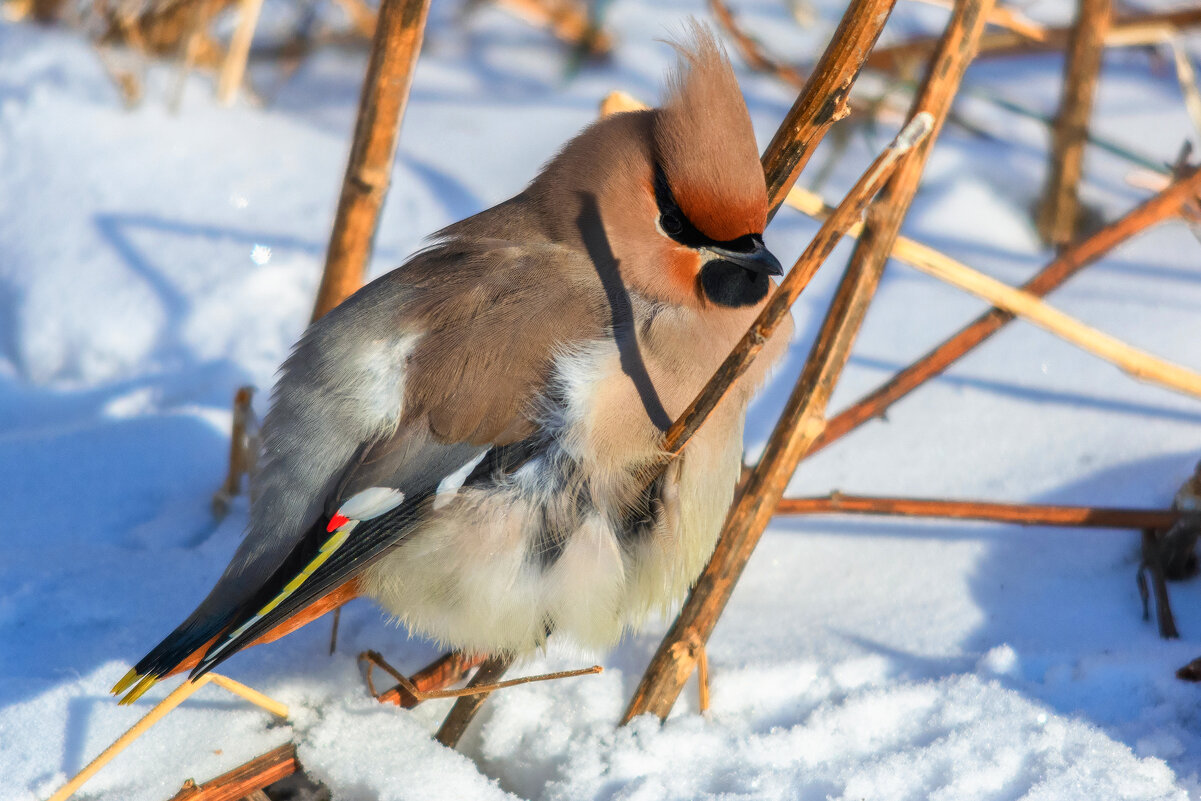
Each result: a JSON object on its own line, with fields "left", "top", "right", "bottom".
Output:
{"left": 776, "top": 494, "right": 1185, "bottom": 529}
{"left": 865, "top": 7, "right": 1201, "bottom": 72}
{"left": 216, "top": 0, "right": 264, "bottom": 105}
{"left": 435, "top": 654, "right": 515, "bottom": 749}
{"left": 622, "top": 0, "right": 994, "bottom": 724}
{"left": 808, "top": 163, "right": 1201, "bottom": 457}
{"left": 661, "top": 116, "right": 932, "bottom": 457}
{"left": 310, "top": 0, "right": 432, "bottom": 321}
{"left": 756, "top": 0, "right": 898, "bottom": 218}
{"left": 784, "top": 187, "right": 1201, "bottom": 400}
{"left": 212, "top": 386, "right": 255, "bottom": 518}
{"left": 166, "top": 743, "right": 298, "bottom": 801}
{"left": 1038, "top": 0, "right": 1112, "bottom": 248}
{"left": 375, "top": 651, "right": 485, "bottom": 707}
{"left": 47, "top": 673, "right": 288, "bottom": 801}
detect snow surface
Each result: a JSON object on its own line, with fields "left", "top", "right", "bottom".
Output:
{"left": 3, "top": 1, "right": 1201, "bottom": 799}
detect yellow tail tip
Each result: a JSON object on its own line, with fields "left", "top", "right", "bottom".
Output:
{"left": 119, "top": 674, "right": 159, "bottom": 705}
{"left": 110, "top": 668, "right": 140, "bottom": 696}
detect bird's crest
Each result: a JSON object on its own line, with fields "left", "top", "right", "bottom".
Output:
{"left": 654, "top": 23, "right": 767, "bottom": 242}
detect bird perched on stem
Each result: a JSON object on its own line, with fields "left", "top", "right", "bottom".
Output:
{"left": 113, "top": 25, "right": 792, "bottom": 704}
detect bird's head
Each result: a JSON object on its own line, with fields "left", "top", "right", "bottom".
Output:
{"left": 644, "top": 25, "right": 779, "bottom": 309}
{"left": 524, "top": 25, "right": 779, "bottom": 312}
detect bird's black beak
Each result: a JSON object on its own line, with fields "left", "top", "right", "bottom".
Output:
{"left": 703, "top": 235, "right": 783, "bottom": 277}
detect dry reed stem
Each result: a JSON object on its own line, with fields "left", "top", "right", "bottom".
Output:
{"left": 166, "top": 744, "right": 298, "bottom": 801}
{"left": 47, "top": 674, "right": 287, "bottom": 801}
{"left": 435, "top": 654, "right": 515, "bottom": 748}
{"left": 866, "top": 7, "right": 1201, "bottom": 71}
{"left": 621, "top": 0, "right": 993, "bottom": 724}
{"left": 757, "top": 0, "right": 899, "bottom": 217}
{"left": 784, "top": 186, "right": 1201, "bottom": 399}
{"left": 1038, "top": 0, "right": 1112, "bottom": 247}
{"left": 777, "top": 493, "right": 1185, "bottom": 529}
{"left": 809, "top": 162, "right": 1201, "bottom": 457}
{"left": 310, "top": 0, "right": 432, "bottom": 321}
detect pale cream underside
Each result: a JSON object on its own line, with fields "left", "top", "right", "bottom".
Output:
{"left": 362, "top": 301, "right": 791, "bottom": 655}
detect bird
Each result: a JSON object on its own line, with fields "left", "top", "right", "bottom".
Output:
{"left": 113, "top": 25, "right": 793, "bottom": 705}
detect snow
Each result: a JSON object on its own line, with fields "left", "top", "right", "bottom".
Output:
{"left": 3, "top": 1, "right": 1201, "bottom": 799}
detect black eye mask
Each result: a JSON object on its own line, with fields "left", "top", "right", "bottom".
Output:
{"left": 652, "top": 163, "right": 760, "bottom": 254}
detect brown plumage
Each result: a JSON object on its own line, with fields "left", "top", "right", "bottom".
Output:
{"left": 114, "top": 25, "right": 792, "bottom": 702}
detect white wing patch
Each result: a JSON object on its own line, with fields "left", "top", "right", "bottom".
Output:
{"left": 337, "top": 486, "right": 407, "bottom": 521}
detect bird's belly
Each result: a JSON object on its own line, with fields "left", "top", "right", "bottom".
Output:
{"left": 361, "top": 482, "right": 630, "bottom": 654}
{"left": 360, "top": 420, "right": 742, "bottom": 655}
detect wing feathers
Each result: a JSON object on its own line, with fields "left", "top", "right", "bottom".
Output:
{"left": 117, "top": 238, "right": 607, "bottom": 697}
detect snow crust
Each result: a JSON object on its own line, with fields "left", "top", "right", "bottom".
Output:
{"left": 3, "top": 1, "right": 1201, "bottom": 798}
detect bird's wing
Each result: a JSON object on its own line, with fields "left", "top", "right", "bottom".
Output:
{"left": 115, "top": 240, "right": 605, "bottom": 701}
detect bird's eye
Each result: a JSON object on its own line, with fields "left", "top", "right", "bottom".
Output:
{"left": 659, "top": 211, "right": 683, "bottom": 236}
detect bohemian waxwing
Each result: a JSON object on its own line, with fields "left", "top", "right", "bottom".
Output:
{"left": 113, "top": 24, "right": 793, "bottom": 704}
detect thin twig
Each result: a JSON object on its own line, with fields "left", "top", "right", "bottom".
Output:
{"left": 784, "top": 186, "right": 1201, "bottom": 399}
{"left": 328, "top": 606, "right": 340, "bottom": 654}
{"left": 48, "top": 674, "right": 288, "bottom": 801}
{"left": 809, "top": 163, "right": 1201, "bottom": 457}
{"left": 1038, "top": 0, "right": 1112, "bottom": 247}
{"left": 359, "top": 650, "right": 600, "bottom": 702}
{"left": 311, "top": 0, "right": 433, "bottom": 321}
{"left": 622, "top": 0, "right": 993, "bottom": 725}
{"left": 777, "top": 493, "right": 1185, "bottom": 529}
{"left": 866, "top": 7, "right": 1201, "bottom": 71}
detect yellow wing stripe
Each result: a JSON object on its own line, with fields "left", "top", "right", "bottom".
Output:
{"left": 254, "top": 525, "right": 353, "bottom": 617}
{"left": 112, "top": 524, "right": 355, "bottom": 705}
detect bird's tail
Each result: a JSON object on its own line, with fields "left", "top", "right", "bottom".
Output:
{"left": 110, "top": 579, "right": 359, "bottom": 704}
